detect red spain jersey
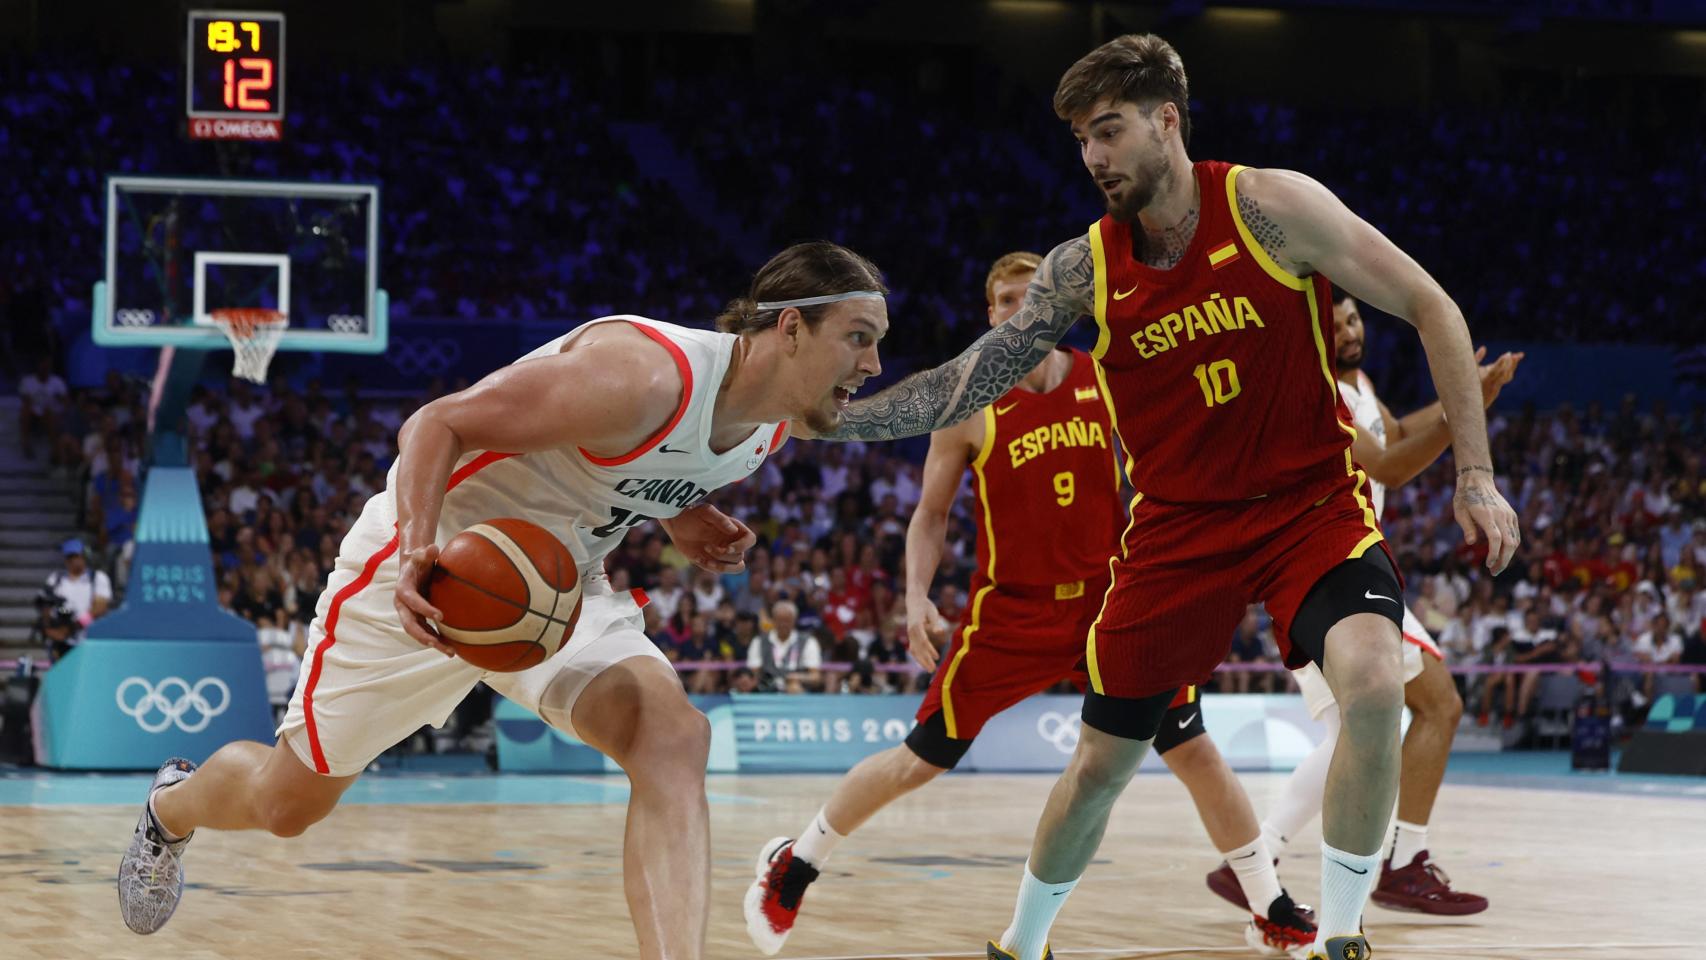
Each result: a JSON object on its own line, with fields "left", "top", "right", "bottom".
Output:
{"left": 1087, "top": 160, "right": 1356, "bottom": 503}
{"left": 967, "top": 349, "right": 1123, "bottom": 588}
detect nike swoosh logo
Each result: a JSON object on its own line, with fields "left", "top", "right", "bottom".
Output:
{"left": 658, "top": 443, "right": 691, "bottom": 455}
{"left": 1329, "top": 858, "right": 1370, "bottom": 875}
{"left": 1232, "top": 849, "right": 1260, "bottom": 861}
{"left": 1051, "top": 890, "right": 1069, "bottom": 896}
{"left": 1112, "top": 285, "right": 1138, "bottom": 300}
{"left": 1364, "top": 590, "right": 1397, "bottom": 604}
{"left": 995, "top": 402, "right": 1019, "bottom": 415}
{"left": 1178, "top": 713, "right": 1197, "bottom": 730}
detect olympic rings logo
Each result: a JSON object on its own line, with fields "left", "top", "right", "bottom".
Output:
{"left": 115, "top": 677, "right": 231, "bottom": 734}
{"left": 387, "top": 337, "right": 463, "bottom": 376}
{"left": 1035, "top": 710, "right": 1081, "bottom": 754}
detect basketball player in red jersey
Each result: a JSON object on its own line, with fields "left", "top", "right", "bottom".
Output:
{"left": 819, "top": 36, "right": 1520, "bottom": 960}
{"left": 117, "top": 243, "right": 888, "bottom": 960}
{"left": 746, "top": 253, "right": 1315, "bottom": 958}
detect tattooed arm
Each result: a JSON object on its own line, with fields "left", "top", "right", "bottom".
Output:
{"left": 1236, "top": 166, "right": 1519, "bottom": 573}
{"left": 822, "top": 235, "right": 1095, "bottom": 441}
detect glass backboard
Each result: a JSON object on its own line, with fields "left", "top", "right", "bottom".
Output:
{"left": 94, "top": 176, "right": 386, "bottom": 353}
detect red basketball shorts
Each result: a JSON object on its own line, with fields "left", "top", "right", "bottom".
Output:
{"left": 1087, "top": 469, "right": 1390, "bottom": 700}
{"left": 917, "top": 572, "right": 1111, "bottom": 740}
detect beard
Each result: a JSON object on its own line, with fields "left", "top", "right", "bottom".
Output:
{"left": 1104, "top": 140, "right": 1170, "bottom": 223}
{"left": 801, "top": 403, "right": 841, "bottom": 437}
{"left": 1337, "top": 345, "right": 1364, "bottom": 370}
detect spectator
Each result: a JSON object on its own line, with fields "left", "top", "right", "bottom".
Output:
{"left": 233, "top": 567, "right": 286, "bottom": 627}
{"left": 1486, "top": 607, "right": 1559, "bottom": 726}
{"left": 866, "top": 620, "right": 913, "bottom": 692}
{"left": 1224, "top": 608, "right": 1270, "bottom": 694}
{"left": 658, "top": 594, "right": 700, "bottom": 652}
{"left": 746, "top": 600, "right": 823, "bottom": 692}
{"left": 18, "top": 355, "right": 68, "bottom": 460}
{"left": 258, "top": 609, "right": 302, "bottom": 709}
{"left": 1476, "top": 626, "right": 1514, "bottom": 726}
{"left": 1631, "top": 611, "right": 1686, "bottom": 703}
{"left": 1436, "top": 605, "right": 1476, "bottom": 663}
{"left": 676, "top": 613, "right": 724, "bottom": 695}
{"left": 650, "top": 565, "right": 685, "bottom": 623}
{"left": 46, "top": 538, "right": 111, "bottom": 627}
{"left": 690, "top": 568, "right": 725, "bottom": 612}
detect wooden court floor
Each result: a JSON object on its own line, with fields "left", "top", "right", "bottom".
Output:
{"left": 6, "top": 770, "right": 1702, "bottom": 959}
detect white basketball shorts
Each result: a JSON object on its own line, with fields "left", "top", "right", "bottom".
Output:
{"left": 1293, "top": 604, "right": 1442, "bottom": 722}
{"left": 277, "top": 510, "right": 665, "bottom": 777}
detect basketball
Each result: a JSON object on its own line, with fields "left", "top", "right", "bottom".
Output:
{"left": 425, "top": 518, "right": 584, "bottom": 672}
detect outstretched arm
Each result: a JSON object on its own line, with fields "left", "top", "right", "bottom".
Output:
{"left": 1353, "top": 348, "right": 1522, "bottom": 489}
{"left": 823, "top": 236, "right": 1094, "bottom": 441}
{"left": 1238, "top": 167, "right": 1520, "bottom": 573}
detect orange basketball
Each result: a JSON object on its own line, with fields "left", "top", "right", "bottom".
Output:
{"left": 425, "top": 518, "right": 583, "bottom": 672}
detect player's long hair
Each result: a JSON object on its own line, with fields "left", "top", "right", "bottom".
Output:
{"left": 1054, "top": 33, "right": 1191, "bottom": 148}
{"left": 716, "top": 241, "right": 888, "bottom": 334}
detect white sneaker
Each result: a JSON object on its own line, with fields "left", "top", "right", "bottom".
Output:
{"left": 117, "top": 758, "right": 198, "bottom": 934}
{"left": 744, "top": 836, "right": 819, "bottom": 955}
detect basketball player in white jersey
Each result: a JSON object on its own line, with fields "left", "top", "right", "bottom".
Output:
{"left": 118, "top": 242, "right": 888, "bottom": 960}
{"left": 1253, "top": 289, "right": 1519, "bottom": 915}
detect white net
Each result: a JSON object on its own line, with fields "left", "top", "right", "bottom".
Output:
{"left": 211, "top": 309, "right": 288, "bottom": 383}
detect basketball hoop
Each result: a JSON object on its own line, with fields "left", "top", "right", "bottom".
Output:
{"left": 210, "top": 308, "right": 288, "bottom": 383}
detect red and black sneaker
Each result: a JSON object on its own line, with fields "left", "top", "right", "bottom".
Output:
{"left": 1246, "top": 890, "right": 1318, "bottom": 958}
{"left": 744, "top": 837, "right": 822, "bottom": 955}
{"left": 1371, "top": 850, "right": 1488, "bottom": 915}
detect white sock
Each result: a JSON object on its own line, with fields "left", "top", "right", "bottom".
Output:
{"left": 1316, "top": 842, "right": 1381, "bottom": 943}
{"left": 792, "top": 808, "right": 844, "bottom": 867}
{"left": 147, "top": 787, "right": 186, "bottom": 843}
{"left": 999, "top": 862, "right": 1078, "bottom": 960}
{"left": 1388, "top": 819, "right": 1428, "bottom": 868}
{"left": 1223, "top": 835, "right": 1283, "bottom": 917}
{"left": 1264, "top": 705, "right": 1340, "bottom": 852}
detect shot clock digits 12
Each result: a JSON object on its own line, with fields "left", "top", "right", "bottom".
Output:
{"left": 186, "top": 10, "right": 284, "bottom": 140}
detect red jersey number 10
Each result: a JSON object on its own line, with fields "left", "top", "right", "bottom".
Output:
{"left": 1192, "top": 359, "right": 1243, "bottom": 407}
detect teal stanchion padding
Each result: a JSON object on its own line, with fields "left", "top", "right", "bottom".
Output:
{"left": 38, "top": 461, "right": 272, "bottom": 768}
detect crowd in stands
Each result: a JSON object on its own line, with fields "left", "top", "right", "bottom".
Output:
{"left": 25, "top": 366, "right": 1706, "bottom": 733}
{"left": 6, "top": 47, "right": 1703, "bottom": 748}
{"left": 3, "top": 54, "right": 1703, "bottom": 387}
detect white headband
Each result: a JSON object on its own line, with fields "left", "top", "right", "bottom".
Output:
{"left": 754, "top": 290, "right": 885, "bottom": 312}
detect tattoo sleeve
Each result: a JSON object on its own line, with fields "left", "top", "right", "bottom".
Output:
{"left": 1237, "top": 190, "right": 1289, "bottom": 261}
{"left": 825, "top": 236, "right": 1095, "bottom": 441}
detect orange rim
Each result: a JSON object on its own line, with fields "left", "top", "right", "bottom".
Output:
{"left": 211, "top": 307, "right": 287, "bottom": 339}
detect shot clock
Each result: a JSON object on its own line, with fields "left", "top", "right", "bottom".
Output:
{"left": 185, "top": 10, "right": 285, "bottom": 141}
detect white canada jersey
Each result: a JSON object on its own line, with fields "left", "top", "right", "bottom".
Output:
{"left": 1340, "top": 369, "right": 1387, "bottom": 518}
{"left": 371, "top": 316, "right": 785, "bottom": 582}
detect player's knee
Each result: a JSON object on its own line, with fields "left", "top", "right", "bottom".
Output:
{"left": 1066, "top": 738, "right": 1142, "bottom": 800}
{"left": 898, "top": 750, "right": 948, "bottom": 789}
{"left": 1330, "top": 650, "right": 1403, "bottom": 726}
{"left": 625, "top": 707, "right": 711, "bottom": 784}
{"left": 1418, "top": 678, "right": 1464, "bottom": 726}
{"left": 1158, "top": 731, "right": 1210, "bottom": 773}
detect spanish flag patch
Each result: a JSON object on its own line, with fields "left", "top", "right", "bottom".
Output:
{"left": 1208, "top": 241, "right": 1240, "bottom": 270}
{"left": 1074, "top": 385, "right": 1099, "bottom": 403}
